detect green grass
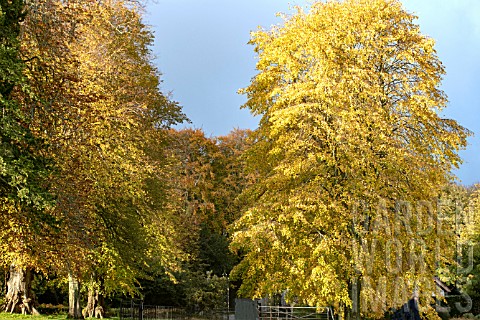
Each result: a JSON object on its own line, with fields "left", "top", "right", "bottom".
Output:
{"left": 0, "top": 313, "right": 67, "bottom": 320}
{"left": 0, "top": 314, "right": 119, "bottom": 320}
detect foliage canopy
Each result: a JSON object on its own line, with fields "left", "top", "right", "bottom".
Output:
{"left": 231, "top": 0, "right": 470, "bottom": 318}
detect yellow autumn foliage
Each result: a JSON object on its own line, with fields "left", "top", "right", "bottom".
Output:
{"left": 231, "top": 0, "right": 470, "bottom": 318}
{"left": 3, "top": 0, "right": 186, "bottom": 294}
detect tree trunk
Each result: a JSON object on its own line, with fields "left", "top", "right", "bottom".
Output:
{"left": 83, "top": 274, "right": 105, "bottom": 319}
{"left": 337, "top": 303, "right": 344, "bottom": 320}
{"left": 68, "top": 273, "right": 83, "bottom": 319}
{"left": 4, "top": 265, "right": 39, "bottom": 315}
{"left": 85, "top": 288, "right": 95, "bottom": 318}
{"left": 351, "top": 277, "right": 361, "bottom": 320}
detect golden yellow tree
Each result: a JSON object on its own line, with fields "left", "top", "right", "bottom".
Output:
{"left": 3, "top": 0, "right": 185, "bottom": 317}
{"left": 231, "top": 0, "right": 470, "bottom": 319}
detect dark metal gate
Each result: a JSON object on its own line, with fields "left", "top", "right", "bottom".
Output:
{"left": 120, "top": 300, "right": 143, "bottom": 320}
{"left": 120, "top": 300, "right": 180, "bottom": 320}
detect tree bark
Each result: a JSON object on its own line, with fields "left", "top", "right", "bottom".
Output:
{"left": 68, "top": 273, "right": 83, "bottom": 319}
{"left": 351, "top": 277, "right": 361, "bottom": 320}
{"left": 85, "top": 288, "right": 95, "bottom": 319}
{"left": 83, "top": 278, "right": 104, "bottom": 319}
{"left": 337, "top": 303, "right": 344, "bottom": 320}
{"left": 4, "top": 265, "right": 39, "bottom": 315}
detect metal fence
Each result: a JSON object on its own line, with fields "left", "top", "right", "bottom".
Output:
{"left": 257, "top": 306, "right": 334, "bottom": 320}
{"left": 120, "top": 299, "right": 332, "bottom": 320}
{"left": 119, "top": 300, "right": 233, "bottom": 320}
{"left": 120, "top": 300, "right": 184, "bottom": 320}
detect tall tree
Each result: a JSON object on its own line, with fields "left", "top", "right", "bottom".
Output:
{"left": 9, "top": 0, "right": 185, "bottom": 317}
{"left": 1, "top": 0, "right": 56, "bottom": 314}
{"left": 231, "top": 0, "right": 469, "bottom": 319}
{"left": 215, "top": 129, "right": 255, "bottom": 228}
{"left": 164, "top": 129, "right": 220, "bottom": 267}
{"left": 164, "top": 128, "right": 253, "bottom": 276}
{"left": 156, "top": 128, "right": 252, "bottom": 311}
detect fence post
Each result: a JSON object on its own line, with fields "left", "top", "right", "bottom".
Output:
{"left": 139, "top": 300, "right": 144, "bottom": 320}
{"left": 131, "top": 300, "right": 134, "bottom": 320}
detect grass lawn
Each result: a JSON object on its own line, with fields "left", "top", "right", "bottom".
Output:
{"left": 0, "top": 314, "right": 67, "bottom": 320}
{"left": 0, "top": 314, "right": 119, "bottom": 320}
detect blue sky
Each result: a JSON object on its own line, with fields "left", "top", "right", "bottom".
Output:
{"left": 145, "top": 0, "right": 479, "bottom": 186}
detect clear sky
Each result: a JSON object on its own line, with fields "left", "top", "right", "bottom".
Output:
{"left": 145, "top": 0, "right": 479, "bottom": 186}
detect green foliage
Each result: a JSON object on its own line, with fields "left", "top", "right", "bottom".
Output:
{"left": 457, "top": 186, "right": 480, "bottom": 315}
{"left": 433, "top": 185, "right": 480, "bottom": 317}
{"left": 1, "top": 0, "right": 474, "bottom": 317}
{"left": 0, "top": 0, "right": 56, "bottom": 270}
{"left": 139, "top": 268, "right": 230, "bottom": 312}
{"left": 1, "top": 0, "right": 187, "bottom": 315}
{"left": 0, "top": 0, "right": 48, "bottom": 210}
{"left": 32, "top": 273, "right": 68, "bottom": 306}
{"left": 0, "top": 0, "right": 25, "bottom": 93}
{"left": 183, "top": 271, "right": 228, "bottom": 313}
{"left": 436, "top": 184, "right": 473, "bottom": 285}
{"left": 134, "top": 128, "right": 252, "bottom": 310}
{"left": 198, "top": 224, "right": 237, "bottom": 276}
{"left": 11, "top": 0, "right": 188, "bottom": 296}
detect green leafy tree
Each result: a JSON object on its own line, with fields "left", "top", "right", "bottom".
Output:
{"left": 8, "top": 0, "right": 186, "bottom": 317}
{"left": 436, "top": 184, "right": 472, "bottom": 283}
{"left": 231, "top": 0, "right": 470, "bottom": 319}
{"left": 1, "top": 0, "right": 56, "bottom": 314}
{"left": 456, "top": 186, "right": 480, "bottom": 316}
